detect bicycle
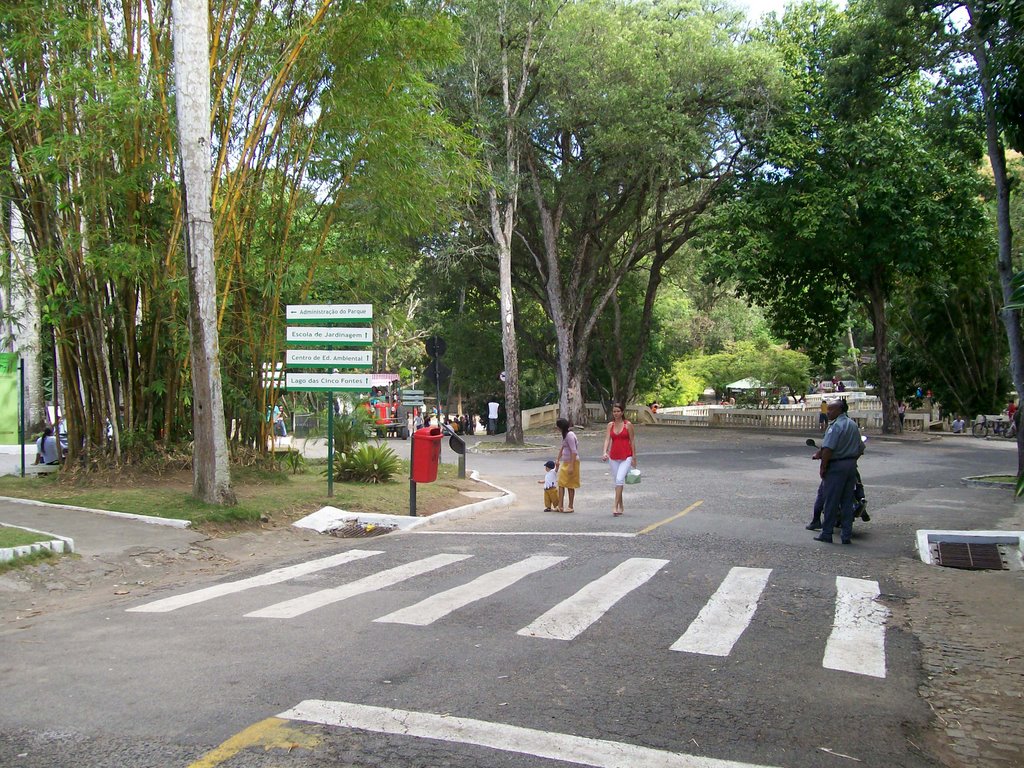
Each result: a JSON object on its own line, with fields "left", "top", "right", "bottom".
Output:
{"left": 972, "top": 414, "right": 1017, "bottom": 438}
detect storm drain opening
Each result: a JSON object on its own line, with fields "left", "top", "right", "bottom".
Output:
{"left": 935, "top": 542, "right": 1007, "bottom": 571}
{"left": 328, "top": 521, "right": 397, "bottom": 538}
{"left": 917, "top": 530, "right": 1024, "bottom": 570}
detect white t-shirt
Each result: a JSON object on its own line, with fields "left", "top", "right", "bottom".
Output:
{"left": 544, "top": 468, "right": 557, "bottom": 489}
{"left": 37, "top": 435, "right": 60, "bottom": 464}
{"left": 488, "top": 401, "right": 499, "bottom": 419}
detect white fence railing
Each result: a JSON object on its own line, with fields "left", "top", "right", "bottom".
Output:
{"left": 522, "top": 402, "right": 615, "bottom": 430}
{"left": 522, "top": 400, "right": 933, "bottom": 432}
{"left": 661, "top": 405, "right": 930, "bottom": 432}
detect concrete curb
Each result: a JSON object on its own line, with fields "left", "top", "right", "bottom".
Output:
{"left": 0, "top": 523, "right": 75, "bottom": 563}
{"left": 961, "top": 477, "right": 1014, "bottom": 489}
{"left": 915, "top": 528, "right": 1024, "bottom": 568}
{"left": 403, "top": 473, "right": 515, "bottom": 531}
{"left": 0, "top": 495, "right": 191, "bottom": 529}
{"left": 292, "top": 471, "right": 517, "bottom": 535}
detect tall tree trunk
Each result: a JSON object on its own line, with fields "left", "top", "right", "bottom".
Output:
{"left": 474, "top": 0, "right": 544, "bottom": 446}
{"left": 967, "top": 4, "right": 1024, "bottom": 476}
{"left": 498, "top": 237, "right": 523, "bottom": 442}
{"left": 867, "top": 270, "right": 900, "bottom": 434}
{"left": 487, "top": 162, "right": 523, "bottom": 443}
{"left": 173, "top": 0, "right": 236, "bottom": 504}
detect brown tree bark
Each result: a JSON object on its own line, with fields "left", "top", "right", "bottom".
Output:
{"left": 867, "top": 268, "right": 900, "bottom": 434}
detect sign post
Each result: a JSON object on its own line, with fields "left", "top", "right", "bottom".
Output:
{"left": 409, "top": 433, "right": 417, "bottom": 517}
{"left": 327, "top": 391, "right": 334, "bottom": 498}
{"left": 284, "top": 304, "right": 373, "bottom": 498}
{"left": 19, "top": 358, "right": 25, "bottom": 478}
{"left": 402, "top": 389, "right": 425, "bottom": 516}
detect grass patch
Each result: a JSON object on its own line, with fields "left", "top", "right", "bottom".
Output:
{"left": 965, "top": 474, "right": 1015, "bottom": 485}
{"left": 0, "top": 525, "right": 52, "bottom": 548}
{"left": 0, "top": 547, "right": 57, "bottom": 574}
{"left": 0, "top": 460, "right": 476, "bottom": 532}
{"left": 0, "top": 525, "right": 62, "bottom": 574}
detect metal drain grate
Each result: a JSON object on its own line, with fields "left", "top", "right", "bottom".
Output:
{"left": 936, "top": 542, "right": 1006, "bottom": 570}
{"left": 327, "top": 521, "right": 396, "bottom": 538}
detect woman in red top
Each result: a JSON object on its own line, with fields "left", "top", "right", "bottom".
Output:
{"left": 602, "top": 402, "right": 637, "bottom": 516}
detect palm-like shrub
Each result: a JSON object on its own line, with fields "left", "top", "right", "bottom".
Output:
{"left": 336, "top": 442, "right": 401, "bottom": 483}
{"left": 333, "top": 406, "right": 374, "bottom": 455}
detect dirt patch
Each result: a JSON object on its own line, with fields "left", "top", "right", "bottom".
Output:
{"left": 0, "top": 474, "right": 483, "bottom": 626}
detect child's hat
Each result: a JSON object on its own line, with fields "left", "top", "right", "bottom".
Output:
{"left": 544, "top": 460, "right": 556, "bottom": 469}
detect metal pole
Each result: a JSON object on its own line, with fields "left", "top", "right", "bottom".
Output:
{"left": 434, "top": 336, "right": 442, "bottom": 420}
{"left": 327, "top": 391, "right": 334, "bottom": 498}
{"left": 409, "top": 432, "right": 417, "bottom": 516}
{"left": 19, "top": 358, "right": 25, "bottom": 477}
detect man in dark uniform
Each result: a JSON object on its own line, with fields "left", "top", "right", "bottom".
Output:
{"left": 813, "top": 399, "right": 863, "bottom": 545}
{"left": 807, "top": 399, "right": 868, "bottom": 530}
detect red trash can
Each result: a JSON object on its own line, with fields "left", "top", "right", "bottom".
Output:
{"left": 411, "top": 427, "right": 443, "bottom": 483}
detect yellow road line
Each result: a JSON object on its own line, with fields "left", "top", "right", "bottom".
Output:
{"left": 637, "top": 500, "right": 704, "bottom": 535}
{"left": 186, "top": 716, "right": 320, "bottom": 768}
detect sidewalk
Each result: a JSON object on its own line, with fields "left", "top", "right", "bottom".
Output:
{"left": 891, "top": 490, "right": 1024, "bottom": 768}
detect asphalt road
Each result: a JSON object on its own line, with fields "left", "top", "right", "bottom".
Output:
{"left": 0, "top": 427, "right": 1016, "bottom": 768}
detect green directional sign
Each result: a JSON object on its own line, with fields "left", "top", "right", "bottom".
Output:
{"left": 401, "top": 389, "right": 425, "bottom": 406}
{"left": 286, "top": 327, "right": 372, "bottom": 347}
{"left": 286, "top": 304, "right": 372, "bottom": 324}
{"left": 285, "top": 373, "right": 372, "bottom": 392}
{"left": 286, "top": 350, "right": 373, "bottom": 368}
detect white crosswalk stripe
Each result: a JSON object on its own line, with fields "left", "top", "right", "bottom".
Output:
{"left": 279, "top": 699, "right": 784, "bottom": 768}
{"left": 517, "top": 557, "right": 669, "bottom": 641}
{"left": 245, "top": 553, "right": 472, "bottom": 619}
{"left": 375, "top": 555, "right": 567, "bottom": 626}
{"left": 670, "top": 566, "right": 772, "bottom": 656}
{"left": 822, "top": 576, "right": 889, "bottom": 678}
{"left": 125, "top": 551, "right": 889, "bottom": 677}
{"left": 126, "top": 549, "right": 384, "bottom": 613}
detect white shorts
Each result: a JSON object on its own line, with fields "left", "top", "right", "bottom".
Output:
{"left": 608, "top": 457, "right": 633, "bottom": 487}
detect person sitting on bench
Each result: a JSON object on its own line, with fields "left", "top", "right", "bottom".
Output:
{"left": 35, "top": 427, "right": 61, "bottom": 465}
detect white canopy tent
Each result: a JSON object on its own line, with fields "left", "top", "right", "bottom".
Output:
{"left": 726, "top": 378, "right": 767, "bottom": 390}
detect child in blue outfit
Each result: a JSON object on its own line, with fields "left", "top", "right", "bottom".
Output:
{"left": 540, "top": 460, "right": 559, "bottom": 511}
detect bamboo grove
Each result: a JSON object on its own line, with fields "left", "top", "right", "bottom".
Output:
{"left": 0, "top": 0, "right": 477, "bottom": 464}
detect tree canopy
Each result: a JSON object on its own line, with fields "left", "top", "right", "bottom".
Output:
{"left": 708, "top": 0, "right": 989, "bottom": 432}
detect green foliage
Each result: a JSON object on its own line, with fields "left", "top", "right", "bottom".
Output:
{"left": 706, "top": 0, "right": 989, "bottom": 430}
{"left": 963, "top": 0, "right": 1024, "bottom": 152}
{"left": 335, "top": 443, "right": 402, "bottom": 484}
{"left": 1, "top": 0, "right": 479, "bottom": 462}
{"left": 891, "top": 230, "right": 1010, "bottom": 417}
{"left": 445, "top": 0, "right": 786, "bottom": 417}
{"left": 277, "top": 450, "right": 307, "bottom": 476}
{"left": 664, "top": 341, "right": 811, "bottom": 401}
{"left": 646, "top": 361, "right": 705, "bottom": 407}
{"left": 332, "top": 404, "right": 374, "bottom": 456}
